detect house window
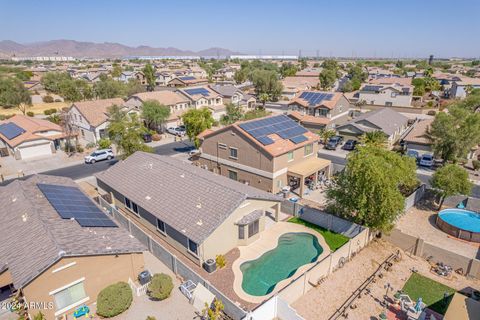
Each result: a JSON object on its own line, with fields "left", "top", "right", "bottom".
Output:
{"left": 228, "top": 170, "right": 238, "bottom": 181}
{"left": 287, "top": 151, "right": 294, "bottom": 162}
{"left": 218, "top": 143, "right": 227, "bottom": 149}
{"left": 391, "top": 92, "right": 397, "bottom": 98}
{"left": 99, "top": 129, "right": 106, "bottom": 139}
{"left": 248, "top": 220, "right": 260, "bottom": 237}
{"left": 81, "top": 129, "right": 85, "bottom": 137}
{"left": 229, "top": 147, "right": 238, "bottom": 159}
{"left": 385, "top": 102, "right": 393, "bottom": 107}
{"left": 156, "top": 218, "right": 165, "bottom": 233}
{"left": 124, "top": 197, "right": 139, "bottom": 216}
{"left": 238, "top": 225, "right": 245, "bottom": 239}
{"left": 304, "top": 144, "right": 313, "bottom": 156}
{"left": 188, "top": 239, "right": 198, "bottom": 255}
{"left": 52, "top": 281, "right": 87, "bottom": 312}
{"left": 317, "top": 108, "right": 329, "bottom": 117}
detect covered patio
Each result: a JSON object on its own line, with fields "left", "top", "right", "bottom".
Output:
{"left": 287, "top": 157, "right": 331, "bottom": 196}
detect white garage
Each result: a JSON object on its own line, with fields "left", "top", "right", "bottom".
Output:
{"left": 17, "top": 141, "right": 53, "bottom": 159}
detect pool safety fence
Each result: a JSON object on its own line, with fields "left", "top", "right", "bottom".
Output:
{"left": 98, "top": 196, "right": 248, "bottom": 320}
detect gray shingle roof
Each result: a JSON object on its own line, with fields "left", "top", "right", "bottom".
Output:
{"left": 338, "top": 108, "right": 408, "bottom": 136}
{"left": 95, "top": 152, "right": 281, "bottom": 244}
{"left": 210, "top": 85, "right": 241, "bottom": 97}
{"left": 0, "top": 175, "right": 145, "bottom": 290}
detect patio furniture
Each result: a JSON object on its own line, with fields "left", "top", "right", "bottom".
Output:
{"left": 191, "top": 283, "right": 215, "bottom": 312}
{"left": 73, "top": 305, "right": 90, "bottom": 319}
{"left": 180, "top": 280, "right": 197, "bottom": 301}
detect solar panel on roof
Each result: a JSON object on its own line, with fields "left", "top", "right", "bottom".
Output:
{"left": 179, "top": 76, "right": 196, "bottom": 80}
{"left": 257, "top": 136, "right": 274, "bottom": 145}
{"left": 0, "top": 122, "right": 25, "bottom": 140}
{"left": 37, "top": 183, "right": 117, "bottom": 228}
{"left": 290, "top": 135, "right": 308, "bottom": 144}
{"left": 299, "top": 92, "right": 334, "bottom": 106}
{"left": 184, "top": 88, "right": 210, "bottom": 96}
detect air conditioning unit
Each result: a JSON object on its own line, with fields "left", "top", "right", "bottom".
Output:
{"left": 138, "top": 270, "right": 152, "bottom": 285}
{"left": 203, "top": 259, "right": 217, "bottom": 273}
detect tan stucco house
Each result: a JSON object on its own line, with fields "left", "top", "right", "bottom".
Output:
{"left": 0, "top": 175, "right": 145, "bottom": 320}
{"left": 95, "top": 152, "right": 282, "bottom": 266}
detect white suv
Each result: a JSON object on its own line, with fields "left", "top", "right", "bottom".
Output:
{"left": 167, "top": 126, "right": 186, "bottom": 136}
{"left": 84, "top": 149, "right": 114, "bottom": 164}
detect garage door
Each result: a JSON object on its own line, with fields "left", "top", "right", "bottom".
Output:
{"left": 19, "top": 143, "right": 52, "bottom": 159}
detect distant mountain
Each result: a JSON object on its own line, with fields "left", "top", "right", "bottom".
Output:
{"left": 0, "top": 40, "right": 241, "bottom": 58}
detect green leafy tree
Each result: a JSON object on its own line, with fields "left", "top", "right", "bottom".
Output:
{"left": 107, "top": 105, "right": 152, "bottom": 158}
{"left": 280, "top": 62, "right": 298, "bottom": 77}
{"left": 430, "top": 164, "right": 472, "bottom": 206}
{"left": 111, "top": 64, "right": 123, "bottom": 78}
{"left": 142, "top": 100, "right": 170, "bottom": 131}
{"left": 318, "top": 128, "right": 336, "bottom": 144}
{"left": 258, "top": 92, "right": 269, "bottom": 108}
{"left": 143, "top": 63, "right": 156, "bottom": 91}
{"left": 243, "top": 108, "right": 270, "bottom": 120}
{"left": 94, "top": 77, "right": 126, "bottom": 99}
{"left": 147, "top": 273, "right": 173, "bottom": 301}
{"left": 251, "top": 70, "right": 283, "bottom": 101}
{"left": 319, "top": 68, "right": 337, "bottom": 90}
{"left": 201, "top": 299, "right": 224, "bottom": 320}
{"left": 220, "top": 103, "right": 243, "bottom": 125}
{"left": 125, "top": 79, "right": 144, "bottom": 96}
{"left": 41, "top": 72, "right": 72, "bottom": 93}
{"left": 0, "top": 77, "right": 32, "bottom": 114}
{"left": 322, "top": 59, "right": 339, "bottom": 70}
{"left": 233, "top": 69, "right": 247, "bottom": 84}
{"left": 360, "top": 131, "right": 388, "bottom": 148}
{"left": 340, "top": 80, "right": 354, "bottom": 92}
{"left": 299, "top": 58, "right": 308, "bottom": 70}
{"left": 182, "top": 108, "right": 215, "bottom": 148}
{"left": 326, "top": 145, "right": 418, "bottom": 231}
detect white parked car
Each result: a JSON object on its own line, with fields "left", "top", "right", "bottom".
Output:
{"left": 188, "top": 149, "right": 200, "bottom": 157}
{"left": 167, "top": 126, "right": 186, "bottom": 136}
{"left": 84, "top": 149, "right": 114, "bottom": 164}
{"left": 419, "top": 154, "right": 434, "bottom": 168}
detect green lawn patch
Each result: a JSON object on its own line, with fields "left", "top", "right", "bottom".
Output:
{"left": 402, "top": 272, "right": 455, "bottom": 315}
{"left": 287, "top": 217, "right": 349, "bottom": 251}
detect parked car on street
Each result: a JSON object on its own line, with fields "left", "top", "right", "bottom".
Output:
{"left": 188, "top": 149, "right": 200, "bottom": 157}
{"left": 419, "top": 154, "right": 434, "bottom": 168}
{"left": 406, "top": 150, "right": 419, "bottom": 162}
{"left": 84, "top": 149, "right": 114, "bottom": 164}
{"left": 342, "top": 139, "right": 358, "bottom": 151}
{"left": 325, "top": 136, "right": 344, "bottom": 150}
{"left": 167, "top": 126, "right": 186, "bottom": 136}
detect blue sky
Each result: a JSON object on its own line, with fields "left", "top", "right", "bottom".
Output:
{"left": 1, "top": 0, "right": 479, "bottom": 58}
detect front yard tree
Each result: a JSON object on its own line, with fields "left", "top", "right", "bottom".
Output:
{"left": 142, "top": 100, "right": 170, "bottom": 132}
{"left": 318, "top": 128, "right": 336, "bottom": 144}
{"left": 360, "top": 131, "right": 388, "bottom": 149}
{"left": 107, "top": 105, "right": 152, "bottom": 158}
{"left": 326, "top": 145, "right": 418, "bottom": 232}
{"left": 220, "top": 103, "right": 243, "bottom": 125}
{"left": 430, "top": 164, "right": 472, "bottom": 206}
{"left": 319, "top": 68, "right": 337, "bottom": 90}
{"left": 181, "top": 108, "right": 215, "bottom": 148}
{"left": 251, "top": 70, "right": 283, "bottom": 101}
{"left": 0, "top": 77, "right": 32, "bottom": 115}
{"left": 143, "top": 63, "right": 156, "bottom": 91}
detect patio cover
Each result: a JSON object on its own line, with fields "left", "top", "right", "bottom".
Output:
{"left": 191, "top": 282, "right": 215, "bottom": 312}
{"left": 444, "top": 292, "right": 480, "bottom": 320}
{"left": 288, "top": 157, "right": 331, "bottom": 177}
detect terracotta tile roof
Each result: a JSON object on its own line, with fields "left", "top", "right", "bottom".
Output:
{"left": 282, "top": 77, "right": 319, "bottom": 92}
{"left": 288, "top": 111, "right": 331, "bottom": 126}
{"left": 0, "top": 115, "right": 65, "bottom": 148}
{"left": 178, "top": 86, "right": 221, "bottom": 102}
{"left": 456, "top": 76, "right": 480, "bottom": 86}
{"left": 71, "top": 98, "right": 124, "bottom": 127}
{"left": 131, "top": 91, "right": 189, "bottom": 105}
{"left": 288, "top": 90, "right": 344, "bottom": 110}
{"left": 403, "top": 119, "right": 433, "bottom": 145}
{"left": 369, "top": 77, "right": 412, "bottom": 86}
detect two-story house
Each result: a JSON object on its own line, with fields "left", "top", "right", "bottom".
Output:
{"left": 210, "top": 85, "right": 256, "bottom": 109}
{"left": 197, "top": 115, "right": 331, "bottom": 196}
{"left": 68, "top": 98, "right": 124, "bottom": 144}
{"left": 118, "top": 71, "right": 146, "bottom": 85}
{"left": 358, "top": 83, "right": 413, "bottom": 107}
{"left": 287, "top": 91, "right": 350, "bottom": 130}
{"left": 167, "top": 76, "right": 209, "bottom": 87}
{"left": 178, "top": 86, "right": 225, "bottom": 121}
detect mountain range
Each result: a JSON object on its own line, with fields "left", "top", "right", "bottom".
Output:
{"left": 0, "top": 40, "right": 240, "bottom": 58}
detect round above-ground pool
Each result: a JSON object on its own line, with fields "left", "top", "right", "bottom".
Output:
{"left": 240, "top": 232, "right": 323, "bottom": 296}
{"left": 436, "top": 208, "right": 480, "bottom": 243}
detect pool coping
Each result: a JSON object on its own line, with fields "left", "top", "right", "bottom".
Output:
{"left": 231, "top": 222, "right": 330, "bottom": 304}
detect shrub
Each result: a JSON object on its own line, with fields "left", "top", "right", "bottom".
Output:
{"left": 44, "top": 109, "right": 53, "bottom": 115}
{"left": 54, "top": 98, "right": 62, "bottom": 102}
{"left": 42, "top": 95, "right": 54, "bottom": 103}
{"left": 473, "top": 160, "right": 480, "bottom": 171}
{"left": 216, "top": 255, "right": 226, "bottom": 269}
{"left": 147, "top": 273, "right": 173, "bottom": 301}
{"left": 26, "top": 111, "right": 34, "bottom": 117}
{"left": 76, "top": 144, "right": 84, "bottom": 153}
{"left": 85, "top": 142, "right": 96, "bottom": 149}
{"left": 98, "top": 138, "right": 112, "bottom": 149}
{"left": 152, "top": 133, "right": 162, "bottom": 141}
{"left": 427, "top": 110, "right": 436, "bottom": 116}
{"left": 96, "top": 282, "right": 133, "bottom": 318}
{"left": 146, "top": 317, "right": 157, "bottom": 320}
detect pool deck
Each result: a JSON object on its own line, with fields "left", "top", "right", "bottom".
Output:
{"left": 231, "top": 221, "right": 330, "bottom": 303}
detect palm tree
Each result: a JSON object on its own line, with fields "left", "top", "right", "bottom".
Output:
{"left": 360, "top": 131, "right": 388, "bottom": 148}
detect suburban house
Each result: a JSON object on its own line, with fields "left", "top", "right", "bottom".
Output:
{"left": 155, "top": 71, "right": 176, "bottom": 86}
{"left": 95, "top": 152, "right": 282, "bottom": 266}
{"left": 402, "top": 119, "right": 433, "bottom": 156}
{"left": 0, "top": 174, "right": 145, "bottom": 320}
{"left": 336, "top": 108, "right": 409, "bottom": 148}
{"left": 281, "top": 77, "right": 320, "bottom": 99}
{"left": 357, "top": 83, "right": 413, "bottom": 107}
{"left": 197, "top": 115, "right": 331, "bottom": 196}
{"left": 295, "top": 68, "right": 321, "bottom": 78}
{"left": 167, "top": 76, "right": 209, "bottom": 87}
{"left": 287, "top": 91, "right": 351, "bottom": 130}
{"left": 450, "top": 77, "right": 480, "bottom": 99}
{"left": 178, "top": 86, "right": 225, "bottom": 120}
{"left": 124, "top": 91, "right": 193, "bottom": 127}
{"left": 117, "top": 71, "right": 146, "bottom": 85}
{"left": 68, "top": 98, "right": 124, "bottom": 144}
{"left": 210, "top": 84, "right": 256, "bottom": 109}
{"left": 0, "top": 115, "right": 67, "bottom": 160}
{"left": 368, "top": 77, "right": 412, "bottom": 86}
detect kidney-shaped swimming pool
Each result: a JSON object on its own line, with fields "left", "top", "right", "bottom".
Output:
{"left": 240, "top": 232, "right": 323, "bottom": 296}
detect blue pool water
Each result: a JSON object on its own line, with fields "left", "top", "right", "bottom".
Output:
{"left": 438, "top": 209, "right": 480, "bottom": 233}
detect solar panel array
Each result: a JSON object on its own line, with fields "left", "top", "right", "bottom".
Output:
{"left": 238, "top": 115, "right": 309, "bottom": 146}
{"left": 179, "top": 76, "right": 196, "bottom": 81}
{"left": 299, "top": 92, "right": 334, "bottom": 106}
{"left": 184, "top": 88, "right": 210, "bottom": 97}
{"left": 362, "top": 85, "right": 383, "bottom": 92}
{"left": 0, "top": 122, "right": 25, "bottom": 140}
{"left": 38, "top": 183, "right": 118, "bottom": 228}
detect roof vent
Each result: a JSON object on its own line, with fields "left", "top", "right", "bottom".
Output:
{"left": 21, "top": 212, "right": 28, "bottom": 222}
{"left": 106, "top": 246, "right": 112, "bottom": 250}
{"left": 148, "top": 163, "right": 153, "bottom": 169}
{"left": 197, "top": 219, "right": 203, "bottom": 226}
{"left": 180, "top": 173, "right": 185, "bottom": 178}
{"left": 196, "top": 203, "right": 202, "bottom": 209}
{"left": 181, "top": 229, "right": 186, "bottom": 233}
{"left": 11, "top": 197, "right": 16, "bottom": 203}
{"left": 145, "top": 195, "right": 151, "bottom": 200}
{"left": 58, "top": 250, "right": 66, "bottom": 257}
